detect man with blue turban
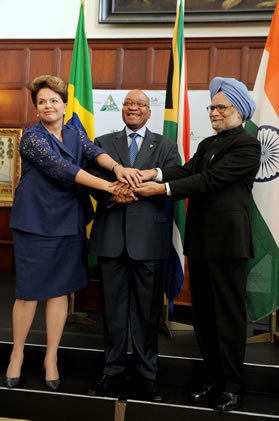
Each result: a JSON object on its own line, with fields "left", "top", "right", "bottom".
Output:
{"left": 209, "top": 76, "right": 256, "bottom": 122}
{"left": 134, "top": 77, "right": 261, "bottom": 411}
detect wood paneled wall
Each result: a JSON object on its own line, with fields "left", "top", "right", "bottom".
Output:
{"left": 0, "top": 37, "right": 265, "bottom": 293}
{"left": 0, "top": 37, "right": 265, "bottom": 131}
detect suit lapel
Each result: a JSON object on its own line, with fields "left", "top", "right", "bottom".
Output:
{"left": 113, "top": 130, "right": 131, "bottom": 167}
{"left": 134, "top": 128, "right": 158, "bottom": 169}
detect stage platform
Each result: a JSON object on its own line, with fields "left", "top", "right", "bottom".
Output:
{"left": 0, "top": 272, "right": 279, "bottom": 421}
{"left": 0, "top": 342, "right": 279, "bottom": 421}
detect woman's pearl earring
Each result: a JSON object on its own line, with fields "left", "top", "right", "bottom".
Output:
{"left": 37, "top": 114, "right": 39, "bottom": 118}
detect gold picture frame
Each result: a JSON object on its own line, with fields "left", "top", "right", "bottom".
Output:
{"left": 0, "top": 128, "right": 22, "bottom": 207}
{"left": 99, "top": 0, "right": 277, "bottom": 23}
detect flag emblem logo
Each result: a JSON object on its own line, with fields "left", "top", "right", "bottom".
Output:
{"left": 255, "top": 125, "right": 279, "bottom": 182}
{"left": 100, "top": 95, "right": 119, "bottom": 111}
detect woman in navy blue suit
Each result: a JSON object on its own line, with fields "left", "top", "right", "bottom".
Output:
{"left": 6, "top": 75, "right": 141, "bottom": 391}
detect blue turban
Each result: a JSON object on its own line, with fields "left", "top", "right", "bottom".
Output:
{"left": 209, "top": 77, "right": 256, "bottom": 121}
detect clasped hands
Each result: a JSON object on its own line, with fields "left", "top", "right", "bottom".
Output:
{"left": 110, "top": 167, "right": 165, "bottom": 203}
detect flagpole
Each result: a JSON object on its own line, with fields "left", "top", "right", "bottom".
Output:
{"left": 246, "top": 312, "right": 279, "bottom": 344}
{"left": 68, "top": 293, "right": 96, "bottom": 325}
{"left": 82, "top": 0, "right": 87, "bottom": 32}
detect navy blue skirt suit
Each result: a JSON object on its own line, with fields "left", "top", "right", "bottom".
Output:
{"left": 10, "top": 122, "right": 104, "bottom": 300}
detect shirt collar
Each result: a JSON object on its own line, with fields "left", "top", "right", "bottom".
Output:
{"left": 125, "top": 126, "right": 146, "bottom": 138}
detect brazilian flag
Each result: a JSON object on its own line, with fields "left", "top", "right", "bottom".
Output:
{"left": 64, "top": 0, "right": 96, "bottom": 268}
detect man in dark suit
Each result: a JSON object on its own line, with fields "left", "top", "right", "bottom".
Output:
{"left": 135, "top": 78, "right": 261, "bottom": 411}
{"left": 88, "top": 89, "right": 178, "bottom": 401}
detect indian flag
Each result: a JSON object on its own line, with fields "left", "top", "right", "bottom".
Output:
{"left": 64, "top": 0, "right": 97, "bottom": 268}
{"left": 163, "top": 0, "right": 190, "bottom": 310}
{"left": 246, "top": 3, "right": 279, "bottom": 322}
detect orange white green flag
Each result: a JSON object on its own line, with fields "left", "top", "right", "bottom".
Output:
{"left": 245, "top": 3, "right": 279, "bottom": 322}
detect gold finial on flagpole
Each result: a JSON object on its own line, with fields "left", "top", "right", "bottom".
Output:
{"left": 82, "top": 0, "right": 87, "bottom": 32}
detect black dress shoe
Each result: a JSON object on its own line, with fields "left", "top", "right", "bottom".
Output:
{"left": 189, "top": 384, "right": 214, "bottom": 402}
{"left": 143, "top": 379, "right": 164, "bottom": 402}
{"left": 88, "top": 373, "right": 125, "bottom": 397}
{"left": 215, "top": 392, "right": 240, "bottom": 411}
{"left": 45, "top": 378, "right": 61, "bottom": 392}
{"left": 5, "top": 376, "right": 21, "bottom": 389}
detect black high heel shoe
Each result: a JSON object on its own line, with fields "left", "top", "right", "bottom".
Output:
{"left": 5, "top": 359, "right": 22, "bottom": 389}
{"left": 5, "top": 375, "right": 21, "bottom": 388}
{"left": 45, "top": 377, "right": 61, "bottom": 392}
{"left": 44, "top": 366, "right": 61, "bottom": 392}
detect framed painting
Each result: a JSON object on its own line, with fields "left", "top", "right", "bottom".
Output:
{"left": 99, "top": 0, "right": 277, "bottom": 23}
{"left": 0, "top": 128, "right": 22, "bottom": 207}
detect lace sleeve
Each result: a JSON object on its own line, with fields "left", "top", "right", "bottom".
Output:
{"left": 20, "top": 131, "right": 79, "bottom": 183}
{"left": 78, "top": 129, "right": 105, "bottom": 162}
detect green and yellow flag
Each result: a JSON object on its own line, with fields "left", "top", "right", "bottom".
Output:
{"left": 64, "top": 0, "right": 96, "bottom": 268}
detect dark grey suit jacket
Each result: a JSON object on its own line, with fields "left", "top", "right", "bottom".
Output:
{"left": 162, "top": 125, "right": 261, "bottom": 259}
{"left": 89, "top": 128, "right": 178, "bottom": 260}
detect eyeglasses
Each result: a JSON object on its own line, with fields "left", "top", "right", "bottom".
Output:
{"left": 123, "top": 101, "right": 149, "bottom": 108}
{"left": 206, "top": 104, "right": 234, "bottom": 114}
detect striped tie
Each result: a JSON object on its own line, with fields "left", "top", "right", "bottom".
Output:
{"left": 129, "top": 132, "right": 138, "bottom": 166}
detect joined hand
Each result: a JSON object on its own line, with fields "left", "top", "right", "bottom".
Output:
{"left": 109, "top": 181, "right": 138, "bottom": 204}
{"left": 114, "top": 166, "right": 142, "bottom": 188}
{"left": 134, "top": 181, "right": 165, "bottom": 197}
{"left": 108, "top": 167, "right": 160, "bottom": 202}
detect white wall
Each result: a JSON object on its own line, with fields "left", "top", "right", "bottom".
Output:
{"left": 0, "top": 0, "right": 269, "bottom": 39}
{"left": 0, "top": 0, "right": 80, "bottom": 39}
